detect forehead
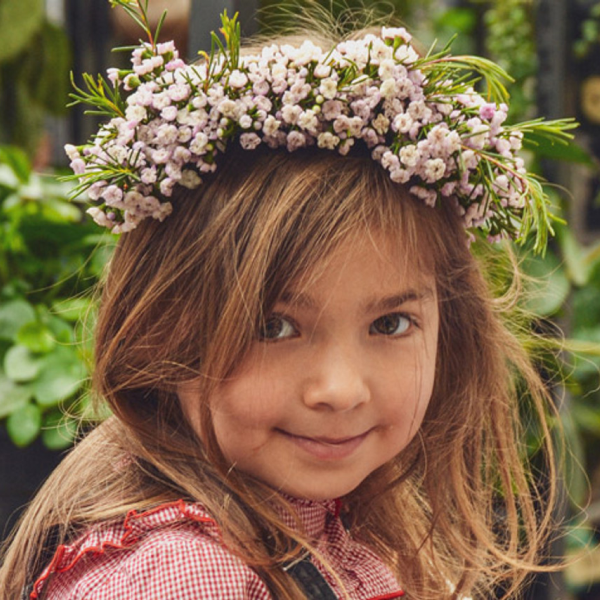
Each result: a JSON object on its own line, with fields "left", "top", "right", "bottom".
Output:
{"left": 283, "top": 227, "right": 436, "bottom": 300}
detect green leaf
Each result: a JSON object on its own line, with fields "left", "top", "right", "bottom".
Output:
{"left": 16, "top": 321, "right": 56, "bottom": 353}
{"left": 4, "top": 344, "right": 42, "bottom": 381}
{"left": 521, "top": 250, "right": 570, "bottom": 316}
{"left": 0, "top": 299, "right": 36, "bottom": 340}
{"left": 6, "top": 403, "right": 42, "bottom": 447}
{"left": 0, "top": 0, "right": 44, "bottom": 62}
{"left": 522, "top": 133, "right": 594, "bottom": 166}
{"left": 41, "top": 197, "right": 82, "bottom": 222}
{"left": 557, "top": 225, "right": 590, "bottom": 287}
{"left": 32, "top": 346, "right": 86, "bottom": 407}
{"left": 571, "top": 286, "right": 600, "bottom": 331}
{"left": 0, "top": 372, "right": 32, "bottom": 417}
{"left": 46, "top": 316, "right": 74, "bottom": 344}
{"left": 51, "top": 297, "right": 92, "bottom": 323}
{"left": 41, "top": 410, "right": 77, "bottom": 450}
{"left": 0, "top": 164, "right": 20, "bottom": 189}
{"left": 434, "top": 8, "right": 476, "bottom": 34}
{"left": 0, "top": 145, "right": 32, "bottom": 183}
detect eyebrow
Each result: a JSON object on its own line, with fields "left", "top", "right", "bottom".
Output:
{"left": 278, "top": 288, "right": 435, "bottom": 312}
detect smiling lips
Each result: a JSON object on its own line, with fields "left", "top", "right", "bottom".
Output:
{"left": 278, "top": 429, "right": 371, "bottom": 461}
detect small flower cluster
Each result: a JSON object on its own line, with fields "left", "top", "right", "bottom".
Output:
{"left": 66, "top": 10, "right": 575, "bottom": 249}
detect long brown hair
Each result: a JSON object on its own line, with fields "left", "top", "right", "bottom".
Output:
{"left": 0, "top": 146, "right": 559, "bottom": 599}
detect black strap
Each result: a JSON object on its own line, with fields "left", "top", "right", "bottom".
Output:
{"left": 285, "top": 556, "right": 338, "bottom": 599}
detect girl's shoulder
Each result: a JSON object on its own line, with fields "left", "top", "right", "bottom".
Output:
{"left": 30, "top": 500, "right": 272, "bottom": 600}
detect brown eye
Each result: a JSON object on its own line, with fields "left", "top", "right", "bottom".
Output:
{"left": 370, "top": 313, "right": 411, "bottom": 336}
{"left": 259, "top": 315, "right": 297, "bottom": 341}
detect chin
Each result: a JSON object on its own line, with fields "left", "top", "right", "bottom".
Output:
{"left": 278, "top": 478, "right": 364, "bottom": 501}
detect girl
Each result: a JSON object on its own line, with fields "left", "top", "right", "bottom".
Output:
{"left": 0, "top": 2, "right": 574, "bottom": 598}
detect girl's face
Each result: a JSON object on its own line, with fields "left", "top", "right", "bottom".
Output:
{"left": 179, "top": 231, "right": 439, "bottom": 500}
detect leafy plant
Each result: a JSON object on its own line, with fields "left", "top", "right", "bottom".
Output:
{"left": 0, "top": 0, "right": 71, "bottom": 156}
{"left": 0, "top": 145, "right": 113, "bottom": 448}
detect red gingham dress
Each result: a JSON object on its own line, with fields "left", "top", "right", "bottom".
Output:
{"left": 31, "top": 496, "right": 404, "bottom": 599}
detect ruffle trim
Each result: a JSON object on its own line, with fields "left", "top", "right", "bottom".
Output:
{"left": 30, "top": 500, "right": 216, "bottom": 599}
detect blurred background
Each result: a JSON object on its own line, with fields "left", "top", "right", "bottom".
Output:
{"left": 1, "top": 0, "right": 600, "bottom": 598}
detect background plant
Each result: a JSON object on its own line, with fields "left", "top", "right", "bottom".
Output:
{"left": 0, "top": 145, "right": 112, "bottom": 449}
{"left": 0, "top": 0, "right": 71, "bottom": 157}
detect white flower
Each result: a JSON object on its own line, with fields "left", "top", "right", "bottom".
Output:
{"left": 253, "top": 96, "right": 272, "bottom": 112}
{"left": 394, "top": 45, "right": 419, "bottom": 64}
{"left": 313, "top": 63, "right": 331, "bottom": 78}
{"left": 393, "top": 113, "right": 413, "bottom": 133}
{"left": 239, "top": 115, "right": 253, "bottom": 129}
{"left": 372, "top": 114, "right": 390, "bottom": 135}
{"left": 64, "top": 144, "right": 80, "bottom": 161}
{"left": 155, "top": 124, "right": 179, "bottom": 145}
{"left": 444, "top": 131, "right": 462, "bottom": 155}
{"left": 423, "top": 158, "right": 446, "bottom": 182}
{"left": 87, "top": 207, "right": 113, "bottom": 228}
{"left": 70, "top": 159, "right": 86, "bottom": 175}
{"left": 380, "top": 79, "right": 397, "bottom": 99}
{"left": 179, "top": 169, "right": 202, "bottom": 190}
{"left": 495, "top": 138, "right": 511, "bottom": 156}
{"left": 338, "top": 138, "right": 355, "bottom": 156}
{"left": 389, "top": 167, "right": 410, "bottom": 183}
{"left": 219, "top": 99, "right": 242, "bottom": 119}
{"left": 400, "top": 144, "right": 419, "bottom": 167}
{"left": 281, "top": 104, "right": 303, "bottom": 125}
{"left": 271, "top": 63, "right": 287, "bottom": 80}
{"left": 298, "top": 110, "right": 319, "bottom": 133}
{"left": 320, "top": 78, "right": 338, "bottom": 100}
{"left": 192, "top": 94, "right": 208, "bottom": 109}
{"left": 125, "top": 105, "right": 147, "bottom": 123}
{"left": 141, "top": 167, "right": 157, "bottom": 184}
{"left": 263, "top": 115, "right": 281, "bottom": 136}
{"left": 253, "top": 80, "right": 270, "bottom": 96}
{"left": 240, "top": 133, "right": 262, "bottom": 150}
{"left": 152, "top": 92, "right": 171, "bottom": 110}
{"left": 229, "top": 69, "right": 249, "bottom": 88}
{"left": 317, "top": 132, "right": 340, "bottom": 149}
{"left": 102, "top": 185, "right": 124, "bottom": 206}
{"left": 322, "top": 100, "right": 343, "bottom": 120}
{"left": 378, "top": 60, "right": 396, "bottom": 80}
{"left": 190, "top": 133, "right": 209, "bottom": 155}
{"left": 287, "top": 131, "right": 307, "bottom": 151}
{"left": 178, "top": 127, "right": 193, "bottom": 143}
{"left": 381, "top": 26, "right": 412, "bottom": 43}
{"left": 161, "top": 106, "right": 178, "bottom": 121}
{"left": 381, "top": 151, "right": 400, "bottom": 171}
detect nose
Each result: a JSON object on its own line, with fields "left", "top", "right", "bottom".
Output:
{"left": 302, "top": 343, "right": 371, "bottom": 411}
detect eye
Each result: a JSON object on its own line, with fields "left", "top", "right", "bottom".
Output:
{"left": 259, "top": 315, "right": 298, "bottom": 341}
{"left": 370, "top": 313, "right": 412, "bottom": 336}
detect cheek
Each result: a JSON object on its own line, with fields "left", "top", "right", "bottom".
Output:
{"left": 383, "top": 351, "right": 436, "bottom": 438}
{"left": 210, "top": 375, "right": 287, "bottom": 432}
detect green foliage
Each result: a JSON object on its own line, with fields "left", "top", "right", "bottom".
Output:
{"left": 0, "top": 0, "right": 44, "bottom": 63}
{"left": 0, "top": 0, "right": 71, "bottom": 156}
{"left": 574, "top": 2, "right": 600, "bottom": 59}
{"left": 0, "top": 145, "right": 113, "bottom": 448}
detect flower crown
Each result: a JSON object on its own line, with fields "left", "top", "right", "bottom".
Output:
{"left": 66, "top": 1, "right": 576, "bottom": 251}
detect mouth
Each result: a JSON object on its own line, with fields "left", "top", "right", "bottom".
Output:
{"left": 277, "top": 429, "right": 371, "bottom": 460}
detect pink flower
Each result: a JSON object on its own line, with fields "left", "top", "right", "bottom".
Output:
{"left": 161, "top": 106, "right": 178, "bottom": 121}
{"left": 240, "top": 133, "right": 262, "bottom": 150}
{"left": 322, "top": 100, "right": 343, "bottom": 120}
{"left": 479, "top": 103, "right": 496, "bottom": 121}
{"left": 286, "top": 131, "right": 307, "bottom": 151}
{"left": 70, "top": 159, "right": 86, "bottom": 175}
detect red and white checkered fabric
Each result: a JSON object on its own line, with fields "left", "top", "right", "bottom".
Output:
{"left": 31, "top": 497, "right": 404, "bottom": 599}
